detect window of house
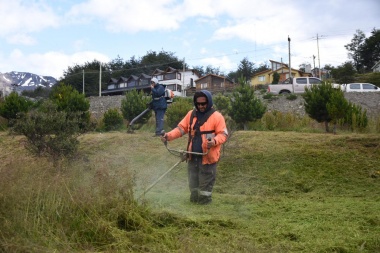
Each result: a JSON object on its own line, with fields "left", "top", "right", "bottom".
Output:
{"left": 165, "top": 73, "right": 176, "bottom": 80}
{"left": 166, "top": 84, "right": 176, "bottom": 91}
{"left": 258, "top": 76, "right": 265, "bottom": 81}
{"left": 201, "top": 83, "right": 208, "bottom": 89}
{"left": 177, "top": 73, "right": 181, "bottom": 80}
{"left": 157, "top": 75, "right": 163, "bottom": 81}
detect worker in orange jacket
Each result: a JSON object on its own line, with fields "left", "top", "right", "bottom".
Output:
{"left": 161, "top": 90, "right": 228, "bottom": 204}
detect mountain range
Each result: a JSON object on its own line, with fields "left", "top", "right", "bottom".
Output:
{"left": 0, "top": 71, "right": 57, "bottom": 95}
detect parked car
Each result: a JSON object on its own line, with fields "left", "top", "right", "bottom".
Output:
{"left": 267, "top": 77, "right": 322, "bottom": 94}
{"left": 344, "top": 83, "right": 380, "bottom": 92}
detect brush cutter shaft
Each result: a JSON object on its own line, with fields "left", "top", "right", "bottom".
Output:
{"left": 129, "top": 108, "right": 151, "bottom": 127}
{"left": 138, "top": 160, "right": 182, "bottom": 199}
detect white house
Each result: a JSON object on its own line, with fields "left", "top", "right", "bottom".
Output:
{"left": 371, "top": 61, "right": 380, "bottom": 73}
{"left": 151, "top": 67, "right": 200, "bottom": 97}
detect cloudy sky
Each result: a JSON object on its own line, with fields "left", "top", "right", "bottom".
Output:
{"left": 0, "top": 0, "right": 379, "bottom": 79}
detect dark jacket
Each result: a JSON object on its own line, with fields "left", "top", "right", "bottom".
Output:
{"left": 151, "top": 83, "right": 167, "bottom": 110}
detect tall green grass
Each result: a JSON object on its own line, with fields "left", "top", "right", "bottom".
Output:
{"left": 1, "top": 127, "right": 379, "bottom": 252}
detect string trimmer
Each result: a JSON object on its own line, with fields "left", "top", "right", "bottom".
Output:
{"left": 138, "top": 132, "right": 210, "bottom": 199}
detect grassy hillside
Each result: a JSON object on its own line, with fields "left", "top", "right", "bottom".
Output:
{"left": 0, "top": 130, "right": 379, "bottom": 252}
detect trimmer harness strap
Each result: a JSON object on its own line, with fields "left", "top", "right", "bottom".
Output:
{"left": 186, "top": 108, "right": 216, "bottom": 155}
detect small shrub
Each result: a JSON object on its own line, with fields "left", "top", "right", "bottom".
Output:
{"left": 12, "top": 101, "right": 85, "bottom": 163}
{"left": 103, "top": 108, "right": 124, "bottom": 131}
{"left": 262, "top": 93, "right": 274, "bottom": 100}
{"left": 165, "top": 97, "right": 193, "bottom": 129}
{"left": 0, "top": 92, "right": 35, "bottom": 126}
{"left": 286, "top": 94, "right": 297, "bottom": 101}
{"left": 213, "top": 93, "right": 230, "bottom": 115}
{"left": 121, "top": 89, "right": 151, "bottom": 127}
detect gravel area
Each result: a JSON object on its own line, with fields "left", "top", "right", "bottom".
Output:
{"left": 260, "top": 92, "right": 380, "bottom": 118}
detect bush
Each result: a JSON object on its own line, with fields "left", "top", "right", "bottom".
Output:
{"left": 229, "top": 77, "right": 266, "bottom": 130}
{"left": 165, "top": 97, "right": 193, "bottom": 129}
{"left": 339, "top": 102, "right": 368, "bottom": 131}
{"left": 121, "top": 89, "right": 151, "bottom": 128}
{"left": 213, "top": 93, "right": 230, "bottom": 114}
{"left": 286, "top": 94, "right": 298, "bottom": 100}
{"left": 0, "top": 92, "right": 35, "bottom": 126}
{"left": 262, "top": 93, "right": 275, "bottom": 100}
{"left": 12, "top": 101, "right": 84, "bottom": 162}
{"left": 103, "top": 108, "right": 124, "bottom": 131}
{"left": 50, "top": 83, "right": 92, "bottom": 132}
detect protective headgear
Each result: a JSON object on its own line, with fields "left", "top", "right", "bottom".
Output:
{"left": 151, "top": 77, "right": 159, "bottom": 84}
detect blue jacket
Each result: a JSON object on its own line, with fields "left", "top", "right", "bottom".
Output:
{"left": 151, "top": 83, "right": 167, "bottom": 110}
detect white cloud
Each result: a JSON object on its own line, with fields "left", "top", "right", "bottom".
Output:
{"left": 199, "top": 56, "right": 235, "bottom": 72}
{"left": 7, "top": 33, "right": 37, "bottom": 45}
{"left": 2, "top": 49, "right": 110, "bottom": 79}
{"left": 66, "top": 0, "right": 183, "bottom": 33}
{"left": 0, "top": 0, "right": 60, "bottom": 37}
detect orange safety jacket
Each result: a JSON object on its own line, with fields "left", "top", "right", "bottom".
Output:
{"left": 166, "top": 109, "right": 228, "bottom": 164}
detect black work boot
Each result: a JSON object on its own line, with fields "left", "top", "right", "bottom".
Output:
{"left": 190, "top": 191, "right": 199, "bottom": 203}
{"left": 198, "top": 195, "right": 212, "bottom": 205}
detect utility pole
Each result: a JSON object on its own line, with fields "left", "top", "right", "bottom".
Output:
{"left": 82, "top": 69, "right": 85, "bottom": 95}
{"left": 183, "top": 57, "right": 185, "bottom": 97}
{"left": 99, "top": 64, "right": 102, "bottom": 97}
{"left": 288, "top": 35, "right": 294, "bottom": 93}
{"left": 317, "top": 34, "right": 321, "bottom": 79}
{"left": 313, "top": 55, "right": 316, "bottom": 76}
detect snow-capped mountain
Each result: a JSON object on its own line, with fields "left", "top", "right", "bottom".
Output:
{"left": 0, "top": 71, "right": 57, "bottom": 95}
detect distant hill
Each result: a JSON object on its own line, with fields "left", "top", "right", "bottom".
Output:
{"left": 0, "top": 71, "right": 57, "bottom": 96}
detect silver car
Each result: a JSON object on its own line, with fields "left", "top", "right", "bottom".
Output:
{"left": 344, "top": 83, "right": 380, "bottom": 92}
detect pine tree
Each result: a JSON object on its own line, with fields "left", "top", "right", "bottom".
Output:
{"left": 229, "top": 77, "right": 266, "bottom": 130}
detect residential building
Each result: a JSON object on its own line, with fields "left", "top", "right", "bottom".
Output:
{"left": 151, "top": 67, "right": 200, "bottom": 97}
{"left": 193, "top": 74, "right": 236, "bottom": 94}
{"left": 371, "top": 61, "right": 380, "bottom": 72}
{"left": 251, "top": 60, "right": 311, "bottom": 87}
{"left": 101, "top": 67, "right": 200, "bottom": 96}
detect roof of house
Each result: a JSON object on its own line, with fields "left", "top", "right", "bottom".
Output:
{"left": 194, "top": 73, "right": 233, "bottom": 83}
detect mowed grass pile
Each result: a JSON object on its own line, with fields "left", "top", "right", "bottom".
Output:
{"left": 0, "top": 130, "right": 379, "bottom": 252}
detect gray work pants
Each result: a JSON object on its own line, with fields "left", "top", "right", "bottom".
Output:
{"left": 188, "top": 156, "right": 217, "bottom": 203}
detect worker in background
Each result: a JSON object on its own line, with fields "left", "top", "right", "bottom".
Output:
{"left": 150, "top": 77, "right": 167, "bottom": 137}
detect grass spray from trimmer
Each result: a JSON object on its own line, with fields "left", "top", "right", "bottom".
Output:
{"left": 137, "top": 131, "right": 210, "bottom": 200}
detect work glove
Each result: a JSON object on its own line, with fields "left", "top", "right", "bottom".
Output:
{"left": 160, "top": 133, "right": 168, "bottom": 143}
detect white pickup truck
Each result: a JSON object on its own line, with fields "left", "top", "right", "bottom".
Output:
{"left": 267, "top": 77, "right": 322, "bottom": 94}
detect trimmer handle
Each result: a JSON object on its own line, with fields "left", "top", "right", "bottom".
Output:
{"left": 160, "top": 130, "right": 167, "bottom": 147}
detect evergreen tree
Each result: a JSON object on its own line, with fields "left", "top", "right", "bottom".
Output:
{"left": 326, "top": 90, "right": 349, "bottom": 134}
{"left": 303, "top": 82, "right": 344, "bottom": 133}
{"left": 237, "top": 57, "right": 255, "bottom": 81}
{"left": 330, "top": 62, "right": 356, "bottom": 84}
{"left": 165, "top": 97, "right": 193, "bottom": 129}
{"left": 272, "top": 72, "right": 280, "bottom": 84}
{"left": 229, "top": 77, "right": 266, "bottom": 130}
{"left": 345, "top": 29, "right": 366, "bottom": 72}
{"left": 121, "top": 89, "right": 151, "bottom": 127}
{"left": 50, "top": 83, "right": 92, "bottom": 132}
{"left": 0, "top": 92, "right": 35, "bottom": 126}
{"left": 360, "top": 28, "right": 380, "bottom": 71}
